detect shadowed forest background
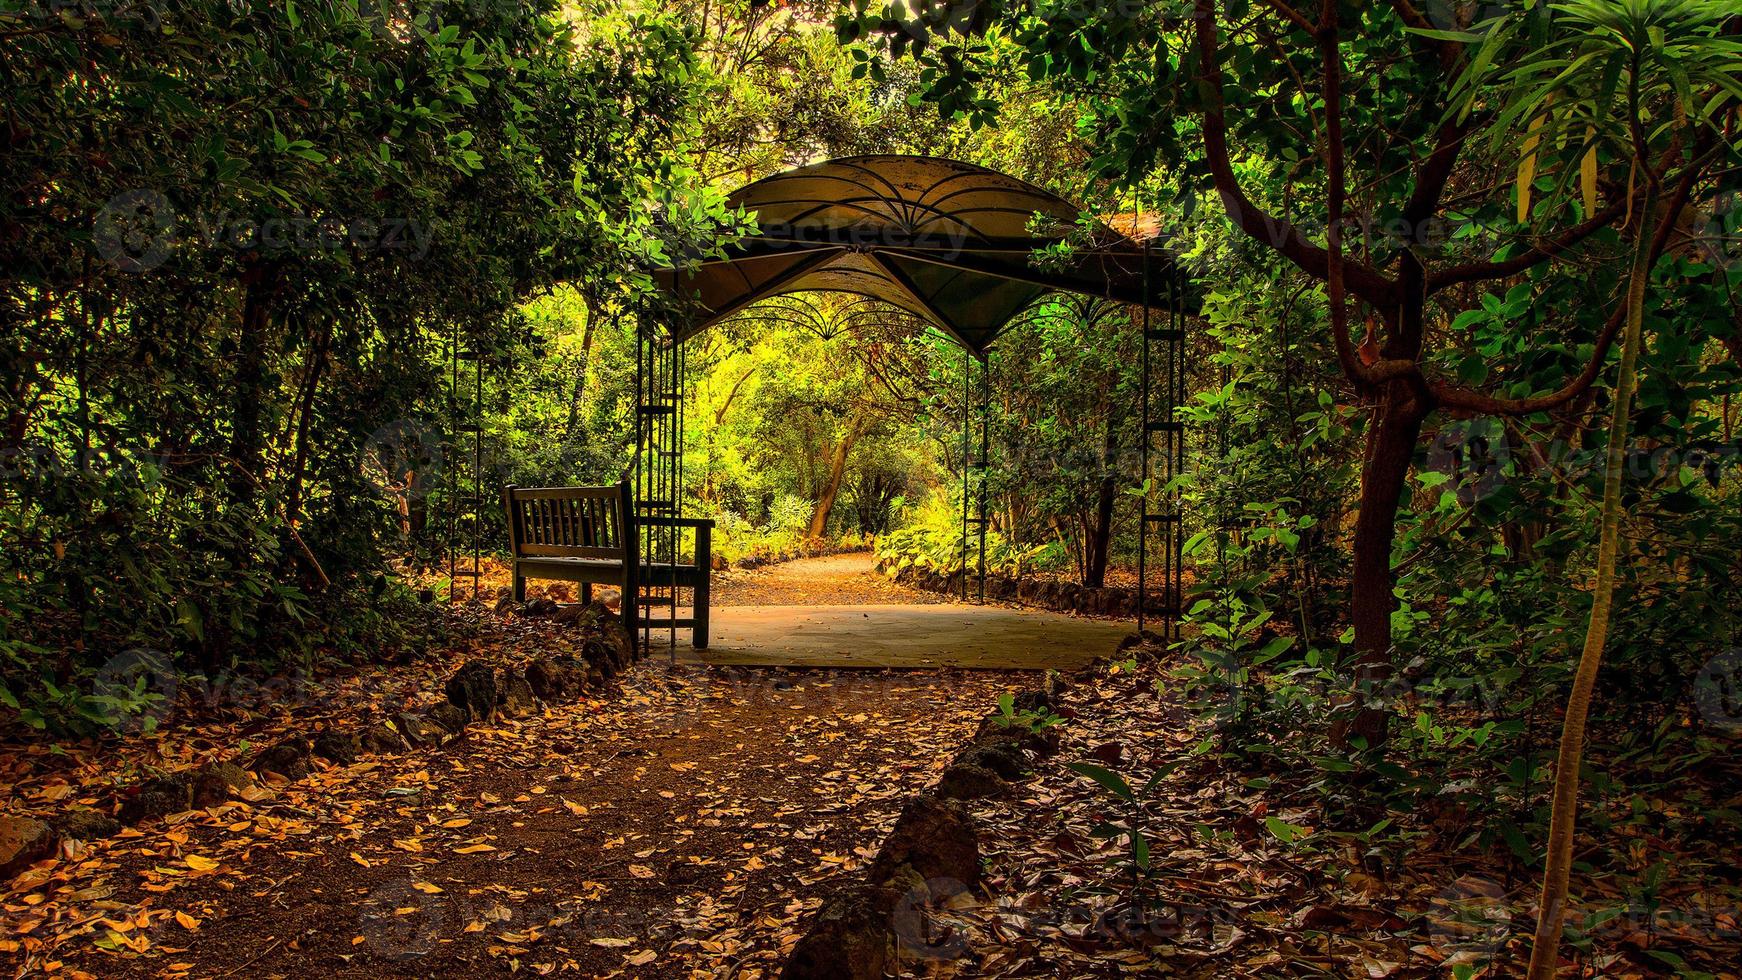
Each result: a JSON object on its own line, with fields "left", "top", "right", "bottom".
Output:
{"left": 3, "top": 0, "right": 1742, "bottom": 977}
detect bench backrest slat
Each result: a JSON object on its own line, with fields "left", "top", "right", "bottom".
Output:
{"left": 503, "top": 483, "right": 629, "bottom": 560}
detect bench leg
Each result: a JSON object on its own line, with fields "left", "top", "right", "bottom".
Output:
{"left": 693, "top": 583, "right": 709, "bottom": 649}
{"left": 512, "top": 569, "right": 526, "bottom": 604}
{"left": 581, "top": 582, "right": 593, "bottom": 605}
{"left": 621, "top": 568, "right": 637, "bottom": 642}
{"left": 693, "top": 525, "right": 711, "bottom": 649}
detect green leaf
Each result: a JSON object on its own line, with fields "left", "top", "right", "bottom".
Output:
{"left": 1066, "top": 761, "right": 1134, "bottom": 801}
{"left": 1264, "top": 816, "right": 1309, "bottom": 843}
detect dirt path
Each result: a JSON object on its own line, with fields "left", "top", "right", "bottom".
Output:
{"left": 4, "top": 644, "right": 1024, "bottom": 979}
{"left": 712, "top": 552, "right": 949, "bottom": 607}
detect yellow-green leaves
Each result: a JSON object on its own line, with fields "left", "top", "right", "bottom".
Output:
{"left": 1517, "top": 112, "right": 1545, "bottom": 224}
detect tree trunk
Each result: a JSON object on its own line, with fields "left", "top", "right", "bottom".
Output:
{"left": 807, "top": 425, "right": 859, "bottom": 539}
{"left": 1525, "top": 179, "right": 1659, "bottom": 980}
{"left": 1342, "top": 379, "right": 1427, "bottom": 750}
{"left": 284, "top": 319, "right": 332, "bottom": 524}
{"left": 228, "top": 261, "right": 279, "bottom": 503}
{"left": 1084, "top": 473, "right": 1116, "bottom": 589}
{"left": 564, "top": 294, "right": 599, "bottom": 440}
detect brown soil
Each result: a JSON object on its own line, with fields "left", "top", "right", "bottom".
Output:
{"left": 1, "top": 613, "right": 1027, "bottom": 978}
{"left": 712, "top": 553, "right": 951, "bottom": 607}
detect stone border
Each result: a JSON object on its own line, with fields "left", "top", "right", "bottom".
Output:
{"left": 877, "top": 559, "right": 1177, "bottom": 620}
{"left": 1, "top": 603, "right": 639, "bottom": 883}
{"left": 779, "top": 674, "right": 1067, "bottom": 979}
{"left": 719, "top": 541, "right": 872, "bottom": 572}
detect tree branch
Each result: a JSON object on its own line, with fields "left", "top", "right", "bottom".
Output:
{"left": 1429, "top": 154, "right": 1704, "bottom": 415}
{"left": 1426, "top": 197, "right": 1628, "bottom": 293}
{"left": 1260, "top": 0, "right": 1317, "bottom": 35}
{"left": 1317, "top": 0, "right": 1395, "bottom": 392}
{"left": 1401, "top": 119, "right": 1473, "bottom": 233}
{"left": 1192, "top": 0, "right": 1397, "bottom": 308}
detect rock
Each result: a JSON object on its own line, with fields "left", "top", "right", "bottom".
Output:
{"left": 446, "top": 661, "right": 497, "bottom": 722}
{"left": 525, "top": 657, "right": 585, "bottom": 701}
{"left": 427, "top": 702, "right": 470, "bottom": 737}
{"left": 552, "top": 603, "right": 594, "bottom": 627}
{"left": 956, "top": 741, "right": 1026, "bottom": 781}
{"left": 313, "top": 730, "right": 362, "bottom": 765}
{"left": 393, "top": 712, "right": 442, "bottom": 747}
{"left": 934, "top": 762, "right": 1007, "bottom": 801}
{"left": 780, "top": 884, "right": 898, "bottom": 980}
{"left": 251, "top": 738, "right": 312, "bottom": 781}
{"left": 584, "top": 639, "right": 619, "bottom": 680}
{"left": 870, "top": 793, "right": 980, "bottom": 887}
{"left": 119, "top": 774, "right": 195, "bottom": 823}
{"left": 0, "top": 816, "right": 55, "bottom": 881}
{"left": 972, "top": 719, "right": 1059, "bottom": 758}
{"left": 498, "top": 672, "right": 537, "bottom": 717}
{"left": 360, "top": 721, "right": 408, "bottom": 755}
{"left": 191, "top": 762, "right": 254, "bottom": 804}
{"left": 54, "top": 808, "right": 121, "bottom": 843}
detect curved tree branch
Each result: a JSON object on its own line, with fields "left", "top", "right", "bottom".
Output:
{"left": 1192, "top": 0, "right": 1398, "bottom": 309}
{"left": 1426, "top": 197, "right": 1629, "bottom": 293}
{"left": 1428, "top": 154, "right": 1705, "bottom": 415}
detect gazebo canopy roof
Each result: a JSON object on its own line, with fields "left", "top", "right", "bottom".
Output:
{"left": 652, "top": 155, "right": 1186, "bottom": 354}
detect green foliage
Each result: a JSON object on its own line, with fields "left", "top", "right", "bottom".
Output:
{"left": 1067, "top": 758, "right": 1183, "bottom": 904}
{"left": 0, "top": 0, "right": 721, "bottom": 719}
{"left": 875, "top": 524, "right": 1063, "bottom": 579}
{"left": 992, "top": 690, "right": 1066, "bottom": 734}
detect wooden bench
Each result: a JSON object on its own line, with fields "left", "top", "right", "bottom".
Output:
{"left": 502, "top": 481, "right": 713, "bottom": 648}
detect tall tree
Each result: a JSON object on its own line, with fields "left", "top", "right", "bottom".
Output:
{"left": 841, "top": 0, "right": 1741, "bottom": 748}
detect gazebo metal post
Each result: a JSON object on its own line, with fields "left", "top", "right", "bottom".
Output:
{"left": 1138, "top": 244, "right": 1189, "bottom": 641}
{"left": 632, "top": 303, "right": 685, "bottom": 655}
{"left": 976, "top": 350, "right": 990, "bottom": 605}
{"left": 633, "top": 306, "right": 648, "bottom": 651}
{"left": 1138, "top": 244, "right": 1150, "bottom": 635}
{"left": 1170, "top": 267, "right": 1188, "bottom": 642}
{"left": 959, "top": 346, "right": 971, "bottom": 602}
